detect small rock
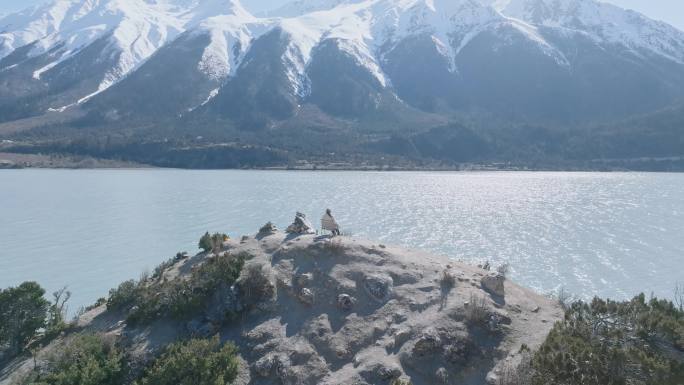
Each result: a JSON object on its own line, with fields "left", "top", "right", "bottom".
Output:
{"left": 298, "top": 288, "right": 315, "bottom": 305}
{"left": 412, "top": 329, "right": 441, "bottom": 356}
{"left": 436, "top": 367, "right": 449, "bottom": 383}
{"left": 295, "top": 272, "right": 314, "bottom": 287}
{"left": 531, "top": 306, "right": 540, "bottom": 313}
{"left": 337, "top": 294, "right": 356, "bottom": 311}
{"left": 488, "top": 314, "right": 500, "bottom": 331}
{"left": 481, "top": 273, "right": 505, "bottom": 297}
{"left": 364, "top": 274, "right": 394, "bottom": 303}
{"left": 285, "top": 212, "right": 315, "bottom": 234}
{"left": 254, "top": 354, "right": 285, "bottom": 377}
{"left": 377, "top": 363, "right": 402, "bottom": 380}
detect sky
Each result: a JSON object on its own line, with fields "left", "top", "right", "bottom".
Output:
{"left": 1, "top": 0, "right": 684, "bottom": 31}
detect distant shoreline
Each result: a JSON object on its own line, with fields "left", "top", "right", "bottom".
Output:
{"left": 2, "top": 151, "right": 683, "bottom": 172}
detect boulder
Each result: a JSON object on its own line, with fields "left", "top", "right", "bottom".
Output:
{"left": 298, "top": 288, "right": 315, "bottom": 305}
{"left": 337, "top": 294, "right": 356, "bottom": 311}
{"left": 286, "top": 212, "right": 315, "bottom": 234}
{"left": 377, "top": 363, "right": 402, "bottom": 380}
{"left": 363, "top": 274, "right": 393, "bottom": 303}
{"left": 254, "top": 354, "right": 288, "bottom": 377}
{"left": 481, "top": 273, "right": 505, "bottom": 297}
{"left": 412, "top": 329, "right": 442, "bottom": 356}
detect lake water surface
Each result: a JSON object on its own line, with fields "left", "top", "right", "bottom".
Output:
{"left": 1, "top": 170, "right": 682, "bottom": 312}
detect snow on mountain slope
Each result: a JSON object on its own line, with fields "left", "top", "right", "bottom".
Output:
{"left": 263, "top": 0, "right": 352, "bottom": 17}
{"left": 2, "top": 0, "right": 684, "bottom": 120}
{"left": 188, "top": 0, "right": 270, "bottom": 80}
{"left": 502, "top": 0, "right": 684, "bottom": 64}
{"left": 0, "top": 0, "right": 267, "bottom": 105}
{"left": 0, "top": 0, "right": 193, "bottom": 106}
{"left": 266, "top": 0, "right": 569, "bottom": 96}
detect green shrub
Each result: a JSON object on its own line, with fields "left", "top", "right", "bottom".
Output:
{"left": 531, "top": 294, "right": 684, "bottom": 385}
{"left": 199, "top": 232, "right": 213, "bottom": 252}
{"left": 106, "top": 280, "right": 142, "bottom": 311}
{"left": 125, "top": 252, "right": 247, "bottom": 324}
{"left": 237, "top": 263, "right": 276, "bottom": 308}
{"left": 44, "top": 287, "right": 72, "bottom": 341}
{"left": 199, "top": 232, "right": 227, "bottom": 254}
{"left": 25, "top": 333, "right": 125, "bottom": 385}
{"left": 135, "top": 336, "right": 238, "bottom": 385}
{"left": 0, "top": 282, "right": 49, "bottom": 358}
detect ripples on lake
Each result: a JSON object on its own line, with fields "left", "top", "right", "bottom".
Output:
{"left": 0, "top": 170, "right": 682, "bottom": 312}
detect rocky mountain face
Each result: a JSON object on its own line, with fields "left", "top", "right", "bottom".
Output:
{"left": 1, "top": 0, "right": 684, "bottom": 167}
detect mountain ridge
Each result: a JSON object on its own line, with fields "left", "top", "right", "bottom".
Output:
{"left": 1, "top": 0, "right": 684, "bottom": 170}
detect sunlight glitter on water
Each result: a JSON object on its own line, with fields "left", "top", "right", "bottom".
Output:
{"left": 1, "top": 170, "right": 682, "bottom": 312}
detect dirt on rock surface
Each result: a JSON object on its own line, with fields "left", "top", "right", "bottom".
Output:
{"left": 1, "top": 230, "right": 563, "bottom": 385}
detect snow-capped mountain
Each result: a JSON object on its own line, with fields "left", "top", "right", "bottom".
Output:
{"left": 0, "top": 0, "right": 188, "bottom": 96}
{"left": 1, "top": 0, "right": 684, "bottom": 129}
{"left": 502, "top": 0, "right": 684, "bottom": 64}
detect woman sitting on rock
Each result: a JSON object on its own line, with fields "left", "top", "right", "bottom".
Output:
{"left": 321, "top": 209, "right": 341, "bottom": 236}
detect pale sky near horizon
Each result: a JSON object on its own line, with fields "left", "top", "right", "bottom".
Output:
{"left": 1, "top": 0, "right": 684, "bottom": 31}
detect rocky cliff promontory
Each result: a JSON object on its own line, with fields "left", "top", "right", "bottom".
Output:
{"left": 1, "top": 227, "right": 563, "bottom": 385}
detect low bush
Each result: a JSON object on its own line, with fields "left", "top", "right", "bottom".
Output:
{"left": 531, "top": 294, "right": 684, "bottom": 385}
{"left": 440, "top": 269, "right": 456, "bottom": 290}
{"left": 135, "top": 336, "right": 238, "bottom": 385}
{"left": 44, "top": 287, "right": 73, "bottom": 341}
{"left": 238, "top": 263, "right": 276, "bottom": 308}
{"left": 199, "top": 232, "right": 228, "bottom": 254}
{"left": 23, "top": 333, "right": 125, "bottom": 385}
{"left": 465, "top": 292, "right": 489, "bottom": 326}
{"left": 108, "top": 252, "right": 247, "bottom": 325}
{"left": 106, "top": 280, "right": 142, "bottom": 311}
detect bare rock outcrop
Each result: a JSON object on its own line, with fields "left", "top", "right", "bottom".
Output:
{"left": 481, "top": 272, "right": 506, "bottom": 297}
{"left": 3, "top": 229, "right": 563, "bottom": 385}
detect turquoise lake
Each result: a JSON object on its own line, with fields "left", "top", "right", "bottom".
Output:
{"left": 1, "top": 170, "right": 682, "bottom": 313}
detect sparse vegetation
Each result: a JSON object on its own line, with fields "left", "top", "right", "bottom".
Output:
{"left": 554, "top": 286, "right": 575, "bottom": 311}
{"left": 152, "top": 252, "right": 188, "bottom": 281}
{"left": 440, "top": 269, "right": 456, "bottom": 289}
{"left": 199, "top": 232, "right": 228, "bottom": 254}
{"left": 530, "top": 294, "right": 684, "bottom": 385}
{"left": 44, "top": 287, "right": 73, "bottom": 340}
{"left": 135, "top": 336, "right": 239, "bottom": 385}
{"left": 85, "top": 297, "right": 107, "bottom": 312}
{"left": 21, "top": 333, "right": 125, "bottom": 385}
{"left": 258, "top": 222, "right": 277, "bottom": 234}
{"left": 238, "top": 264, "right": 276, "bottom": 308}
{"left": 465, "top": 292, "right": 489, "bottom": 326}
{"left": 107, "top": 252, "right": 246, "bottom": 324}
{"left": 323, "top": 238, "right": 345, "bottom": 253}
{"left": 497, "top": 351, "right": 533, "bottom": 385}
{"left": 496, "top": 263, "right": 510, "bottom": 278}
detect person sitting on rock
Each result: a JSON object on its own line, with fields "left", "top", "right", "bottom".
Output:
{"left": 321, "top": 209, "right": 341, "bottom": 236}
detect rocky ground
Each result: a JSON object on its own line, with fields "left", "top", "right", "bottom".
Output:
{"left": 1, "top": 228, "right": 563, "bottom": 385}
